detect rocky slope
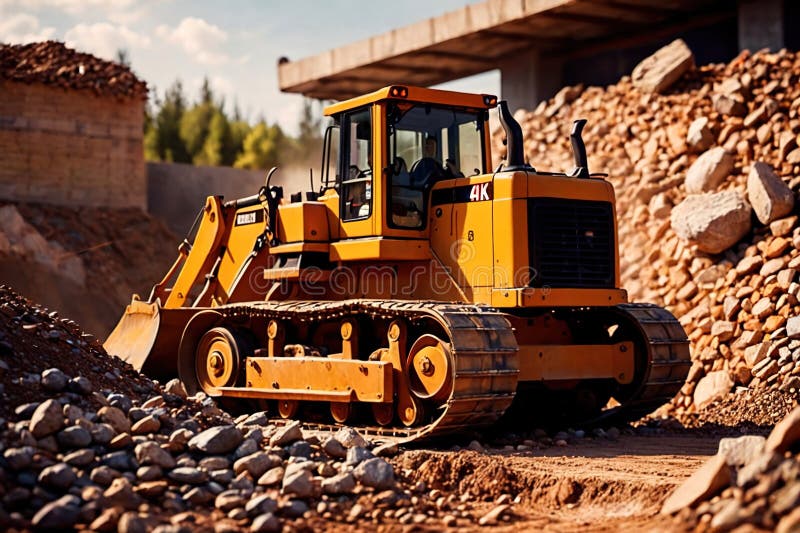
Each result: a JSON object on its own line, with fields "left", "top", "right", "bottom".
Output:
{"left": 0, "top": 202, "right": 177, "bottom": 338}
{"left": 495, "top": 41, "right": 800, "bottom": 423}
{"left": 661, "top": 405, "right": 800, "bottom": 532}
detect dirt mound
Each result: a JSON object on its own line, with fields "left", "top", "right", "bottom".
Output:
{"left": 676, "top": 387, "right": 796, "bottom": 430}
{"left": 0, "top": 202, "right": 177, "bottom": 338}
{"left": 397, "top": 450, "right": 520, "bottom": 501}
{"left": 497, "top": 45, "right": 800, "bottom": 424}
{"left": 0, "top": 285, "right": 156, "bottom": 419}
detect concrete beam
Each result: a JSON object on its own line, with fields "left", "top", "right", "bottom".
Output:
{"left": 499, "top": 48, "right": 564, "bottom": 113}
{"left": 278, "top": 0, "right": 734, "bottom": 102}
{"left": 738, "top": 0, "right": 785, "bottom": 52}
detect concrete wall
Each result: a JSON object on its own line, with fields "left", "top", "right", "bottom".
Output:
{"left": 147, "top": 162, "right": 316, "bottom": 236}
{"left": 0, "top": 81, "right": 145, "bottom": 209}
{"left": 147, "top": 162, "right": 265, "bottom": 235}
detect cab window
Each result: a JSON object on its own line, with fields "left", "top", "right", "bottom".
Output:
{"left": 387, "top": 103, "right": 486, "bottom": 229}
{"left": 321, "top": 121, "right": 340, "bottom": 190}
{"left": 340, "top": 108, "right": 372, "bottom": 221}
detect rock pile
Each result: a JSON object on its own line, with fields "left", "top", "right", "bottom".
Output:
{"left": 0, "top": 285, "right": 156, "bottom": 420}
{"left": 0, "top": 41, "right": 148, "bottom": 99}
{"left": 662, "top": 405, "right": 800, "bottom": 532}
{"left": 496, "top": 42, "right": 800, "bottom": 421}
{"left": 0, "top": 286, "right": 513, "bottom": 531}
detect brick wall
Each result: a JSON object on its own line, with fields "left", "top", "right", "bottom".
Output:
{"left": 0, "top": 81, "right": 145, "bottom": 209}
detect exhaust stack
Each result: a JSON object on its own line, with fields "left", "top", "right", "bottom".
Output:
{"left": 498, "top": 100, "right": 532, "bottom": 172}
{"left": 569, "top": 119, "right": 590, "bottom": 178}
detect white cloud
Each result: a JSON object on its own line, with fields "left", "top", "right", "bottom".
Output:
{"left": 210, "top": 75, "right": 234, "bottom": 96}
{"left": 64, "top": 22, "right": 150, "bottom": 61}
{"left": 0, "top": 0, "right": 151, "bottom": 23}
{"left": 0, "top": 13, "right": 56, "bottom": 44}
{"left": 21, "top": 0, "right": 138, "bottom": 14}
{"left": 156, "top": 17, "right": 228, "bottom": 65}
{"left": 2, "top": 0, "right": 137, "bottom": 15}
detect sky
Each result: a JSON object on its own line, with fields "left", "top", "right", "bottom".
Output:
{"left": 0, "top": 0, "right": 500, "bottom": 135}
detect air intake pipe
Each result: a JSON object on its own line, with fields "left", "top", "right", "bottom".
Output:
{"left": 569, "top": 119, "right": 590, "bottom": 178}
{"left": 498, "top": 100, "right": 532, "bottom": 172}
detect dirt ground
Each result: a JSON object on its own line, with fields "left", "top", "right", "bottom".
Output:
{"left": 391, "top": 432, "right": 726, "bottom": 532}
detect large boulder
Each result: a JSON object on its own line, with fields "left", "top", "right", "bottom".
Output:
{"left": 747, "top": 162, "right": 794, "bottom": 224}
{"left": 717, "top": 435, "right": 765, "bottom": 466}
{"left": 188, "top": 425, "right": 243, "bottom": 455}
{"left": 685, "top": 147, "right": 735, "bottom": 193}
{"left": 693, "top": 370, "right": 734, "bottom": 409}
{"left": 29, "top": 399, "right": 65, "bottom": 438}
{"left": 661, "top": 454, "right": 731, "bottom": 515}
{"left": 671, "top": 191, "right": 752, "bottom": 254}
{"left": 631, "top": 38, "right": 695, "bottom": 93}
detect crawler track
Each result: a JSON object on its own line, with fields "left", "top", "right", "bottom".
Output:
{"left": 205, "top": 301, "right": 689, "bottom": 442}
{"left": 216, "top": 299, "right": 520, "bottom": 443}
{"left": 585, "top": 303, "right": 692, "bottom": 425}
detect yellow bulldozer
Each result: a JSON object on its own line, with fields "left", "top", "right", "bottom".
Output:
{"left": 106, "top": 85, "right": 690, "bottom": 442}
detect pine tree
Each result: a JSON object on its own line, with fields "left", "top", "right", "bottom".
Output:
{"left": 144, "top": 81, "right": 190, "bottom": 163}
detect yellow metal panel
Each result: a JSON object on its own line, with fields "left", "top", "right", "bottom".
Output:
{"left": 165, "top": 196, "right": 225, "bottom": 308}
{"left": 216, "top": 206, "right": 266, "bottom": 296}
{"left": 516, "top": 288, "right": 628, "bottom": 307}
{"left": 527, "top": 173, "right": 616, "bottom": 202}
{"left": 372, "top": 103, "right": 385, "bottom": 237}
{"left": 492, "top": 198, "right": 529, "bottom": 288}
{"left": 276, "top": 202, "right": 329, "bottom": 243}
{"left": 490, "top": 289, "right": 519, "bottom": 307}
{"left": 492, "top": 171, "right": 528, "bottom": 198}
{"left": 517, "top": 342, "right": 635, "bottom": 384}
{"left": 318, "top": 190, "right": 340, "bottom": 241}
{"left": 269, "top": 242, "right": 330, "bottom": 255}
{"left": 218, "top": 387, "right": 351, "bottom": 402}
{"left": 429, "top": 175, "right": 495, "bottom": 298}
{"left": 243, "top": 356, "right": 393, "bottom": 403}
{"left": 263, "top": 268, "right": 331, "bottom": 282}
{"left": 330, "top": 238, "right": 430, "bottom": 262}
{"left": 324, "top": 85, "right": 494, "bottom": 116}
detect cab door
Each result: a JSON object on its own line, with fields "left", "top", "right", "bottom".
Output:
{"left": 337, "top": 106, "right": 376, "bottom": 239}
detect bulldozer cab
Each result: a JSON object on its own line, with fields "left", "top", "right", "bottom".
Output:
{"left": 319, "top": 86, "right": 496, "bottom": 240}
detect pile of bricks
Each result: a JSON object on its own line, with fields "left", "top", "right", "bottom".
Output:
{"left": 494, "top": 41, "right": 800, "bottom": 418}
{"left": 0, "top": 41, "right": 147, "bottom": 99}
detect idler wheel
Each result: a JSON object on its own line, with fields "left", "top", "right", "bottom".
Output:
{"left": 330, "top": 402, "right": 352, "bottom": 423}
{"left": 277, "top": 399, "right": 299, "bottom": 419}
{"left": 195, "top": 327, "right": 241, "bottom": 395}
{"left": 407, "top": 334, "right": 453, "bottom": 403}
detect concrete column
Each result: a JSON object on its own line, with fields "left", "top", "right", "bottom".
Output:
{"left": 499, "top": 48, "right": 564, "bottom": 114}
{"left": 738, "top": 0, "right": 785, "bottom": 52}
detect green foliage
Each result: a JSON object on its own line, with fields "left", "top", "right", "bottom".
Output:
{"left": 144, "top": 79, "right": 324, "bottom": 171}
{"left": 144, "top": 80, "right": 191, "bottom": 163}
{"left": 234, "top": 121, "right": 286, "bottom": 170}
{"left": 179, "top": 102, "right": 215, "bottom": 162}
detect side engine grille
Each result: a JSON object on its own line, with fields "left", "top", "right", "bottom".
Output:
{"left": 527, "top": 198, "right": 615, "bottom": 288}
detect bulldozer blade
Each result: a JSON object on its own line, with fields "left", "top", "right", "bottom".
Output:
{"left": 104, "top": 298, "right": 196, "bottom": 381}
